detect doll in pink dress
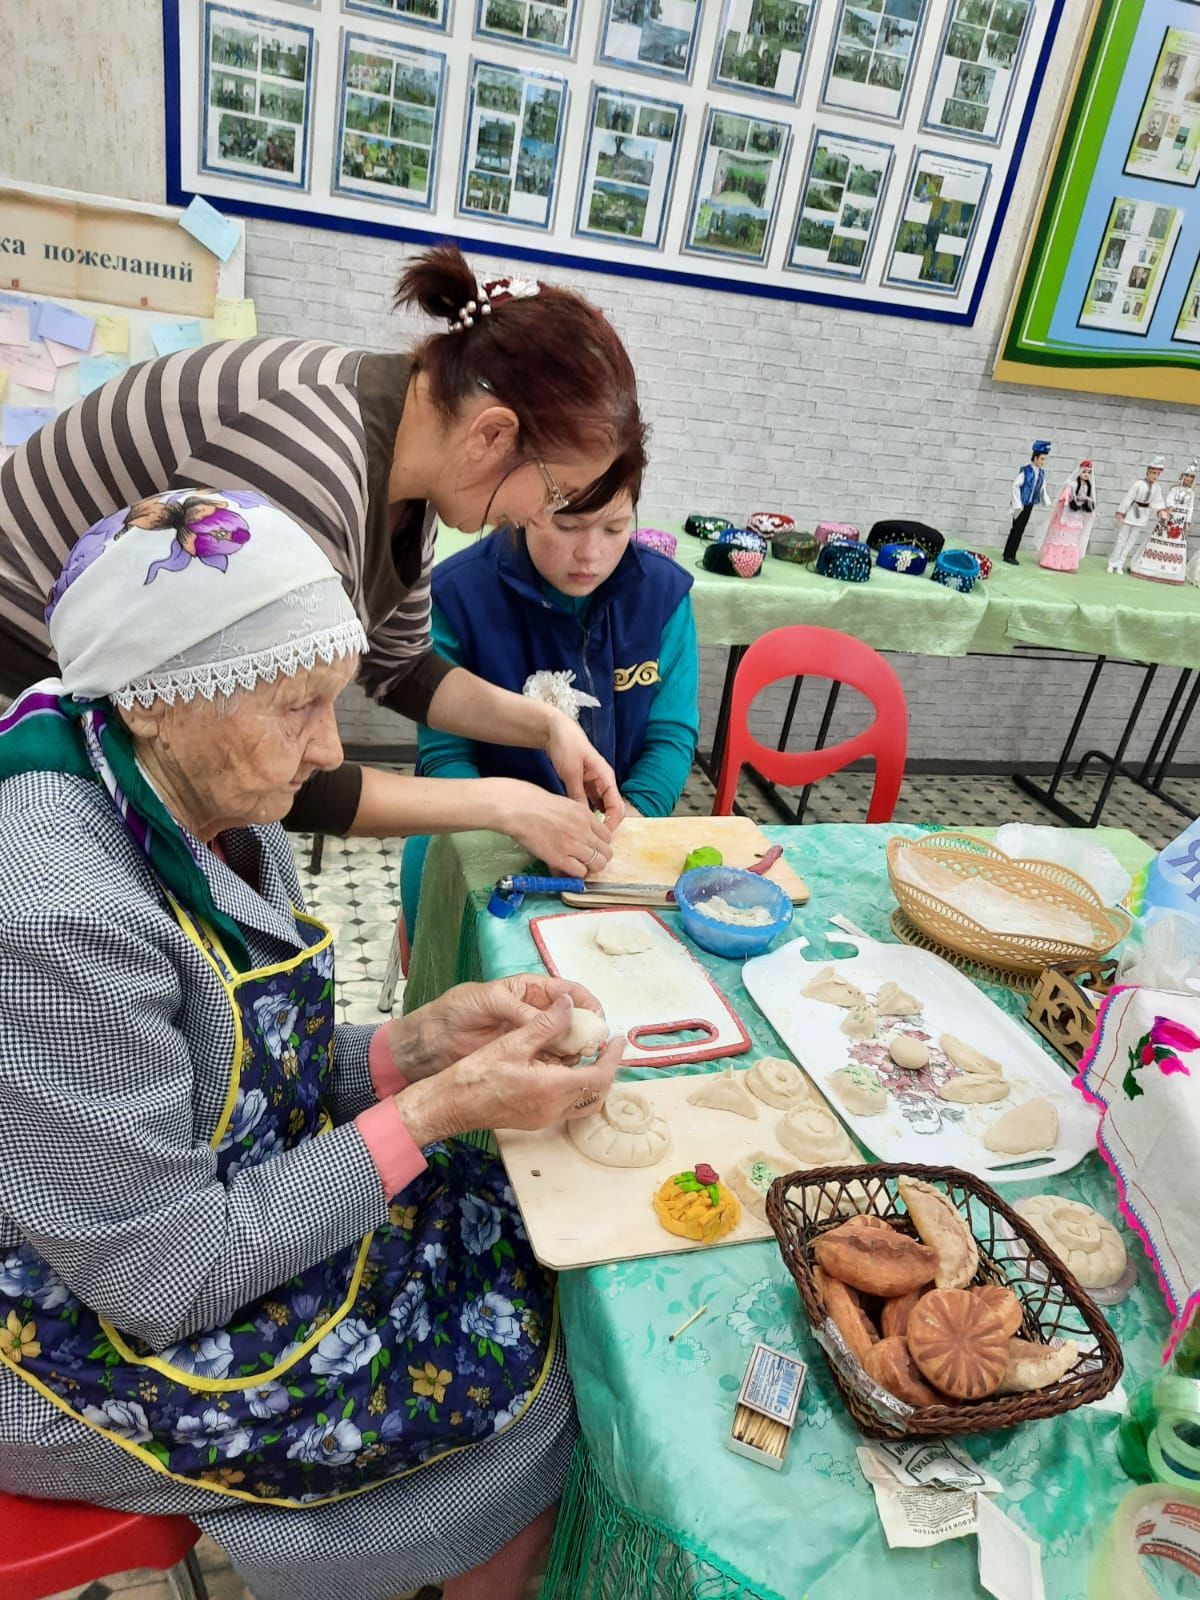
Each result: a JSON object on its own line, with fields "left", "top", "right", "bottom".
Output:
{"left": 1039, "top": 459, "right": 1096, "bottom": 572}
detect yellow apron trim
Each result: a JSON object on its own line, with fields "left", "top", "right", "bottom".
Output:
{"left": 0, "top": 1299, "right": 560, "bottom": 1508}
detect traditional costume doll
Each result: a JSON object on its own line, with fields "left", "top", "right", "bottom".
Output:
{"left": 1004, "top": 440, "right": 1051, "bottom": 564}
{"left": 1110, "top": 454, "right": 1167, "bottom": 574}
{"left": 1131, "top": 460, "right": 1194, "bottom": 584}
{"left": 1039, "top": 459, "right": 1096, "bottom": 573}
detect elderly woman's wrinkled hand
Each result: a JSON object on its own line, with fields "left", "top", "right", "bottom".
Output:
{"left": 387, "top": 975, "right": 605, "bottom": 1081}
{"left": 393, "top": 997, "right": 621, "bottom": 1145}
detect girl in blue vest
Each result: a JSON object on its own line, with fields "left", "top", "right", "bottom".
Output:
{"left": 401, "top": 487, "right": 699, "bottom": 942}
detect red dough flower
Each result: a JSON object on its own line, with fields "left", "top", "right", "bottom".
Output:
{"left": 694, "top": 1163, "right": 719, "bottom": 1186}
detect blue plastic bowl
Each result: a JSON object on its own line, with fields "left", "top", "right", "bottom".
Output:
{"left": 673, "top": 866, "right": 793, "bottom": 958}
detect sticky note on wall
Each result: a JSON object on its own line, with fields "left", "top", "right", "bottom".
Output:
{"left": 95, "top": 314, "right": 130, "bottom": 354}
{"left": 0, "top": 344, "right": 57, "bottom": 394}
{"left": 179, "top": 196, "right": 241, "bottom": 262}
{"left": 78, "top": 356, "right": 128, "bottom": 397}
{"left": 213, "top": 298, "right": 257, "bottom": 340}
{"left": 36, "top": 303, "right": 96, "bottom": 352}
{"left": 0, "top": 307, "right": 30, "bottom": 345}
{"left": 2, "top": 405, "right": 57, "bottom": 448}
{"left": 151, "top": 321, "right": 205, "bottom": 358}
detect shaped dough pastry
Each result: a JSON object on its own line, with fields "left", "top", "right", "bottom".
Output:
{"left": 830, "top": 1065, "right": 887, "bottom": 1117}
{"left": 687, "top": 1067, "right": 758, "bottom": 1120}
{"left": 897, "top": 1174, "right": 978, "bottom": 1290}
{"left": 777, "top": 1103, "right": 858, "bottom": 1166}
{"left": 802, "top": 966, "right": 866, "bottom": 1009}
{"left": 983, "top": 1098, "right": 1059, "bottom": 1155}
{"left": 814, "top": 1214, "right": 937, "bottom": 1298}
{"left": 567, "top": 1089, "right": 670, "bottom": 1168}
{"left": 841, "top": 1004, "right": 878, "bottom": 1042}
{"left": 653, "top": 1163, "right": 741, "bottom": 1244}
{"left": 995, "top": 1337, "right": 1080, "bottom": 1395}
{"left": 937, "top": 1075, "right": 1010, "bottom": 1104}
{"left": 876, "top": 981, "right": 921, "bottom": 1017}
{"left": 746, "top": 1055, "right": 811, "bottom": 1109}
{"left": 1016, "top": 1195, "right": 1127, "bottom": 1288}
{"left": 594, "top": 922, "right": 653, "bottom": 957}
{"left": 971, "top": 1284, "right": 1023, "bottom": 1337}
{"left": 863, "top": 1337, "right": 942, "bottom": 1408}
{"left": 728, "top": 1149, "right": 790, "bottom": 1222}
{"left": 940, "top": 1034, "right": 1004, "bottom": 1078}
{"left": 905, "top": 1289, "right": 1008, "bottom": 1401}
{"left": 888, "top": 1035, "right": 930, "bottom": 1071}
{"left": 551, "top": 1005, "right": 608, "bottom": 1060}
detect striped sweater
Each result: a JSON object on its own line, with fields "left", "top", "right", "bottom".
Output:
{"left": 0, "top": 335, "right": 450, "bottom": 721}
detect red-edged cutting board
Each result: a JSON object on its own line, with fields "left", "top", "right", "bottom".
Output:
{"left": 530, "top": 906, "right": 749, "bottom": 1067}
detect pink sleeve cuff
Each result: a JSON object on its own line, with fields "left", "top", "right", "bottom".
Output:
{"left": 369, "top": 1024, "right": 408, "bottom": 1099}
{"left": 356, "top": 1099, "right": 428, "bottom": 1198}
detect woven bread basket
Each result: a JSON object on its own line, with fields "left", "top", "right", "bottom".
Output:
{"left": 766, "top": 1162, "right": 1123, "bottom": 1440}
{"left": 886, "top": 832, "right": 1132, "bottom": 976}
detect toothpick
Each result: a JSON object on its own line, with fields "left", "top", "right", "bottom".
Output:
{"left": 668, "top": 1304, "right": 709, "bottom": 1342}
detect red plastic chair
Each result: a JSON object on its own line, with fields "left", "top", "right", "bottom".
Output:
{"left": 0, "top": 1491, "right": 208, "bottom": 1600}
{"left": 713, "top": 626, "right": 907, "bottom": 822}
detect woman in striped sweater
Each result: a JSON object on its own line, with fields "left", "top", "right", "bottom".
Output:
{"left": 0, "top": 246, "right": 644, "bottom": 881}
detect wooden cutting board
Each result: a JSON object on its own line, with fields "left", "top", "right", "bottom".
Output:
{"left": 561, "top": 815, "right": 808, "bottom": 906}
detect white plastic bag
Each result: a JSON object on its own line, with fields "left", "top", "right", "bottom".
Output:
{"left": 992, "top": 824, "right": 1131, "bottom": 908}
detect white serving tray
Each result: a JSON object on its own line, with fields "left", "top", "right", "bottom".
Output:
{"left": 741, "top": 934, "right": 1097, "bottom": 1182}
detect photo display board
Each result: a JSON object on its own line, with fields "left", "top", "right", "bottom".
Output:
{"left": 998, "top": 0, "right": 1200, "bottom": 401}
{"left": 167, "top": 0, "right": 1064, "bottom": 324}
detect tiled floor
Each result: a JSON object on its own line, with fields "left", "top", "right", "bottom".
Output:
{"left": 40, "top": 763, "right": 1197, "bottom": 1600}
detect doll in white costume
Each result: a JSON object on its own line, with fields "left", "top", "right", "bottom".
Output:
{"left": 1132, "top": 460, "right": 1193, "bottom": 584}
{"left": 1039, "top": 458, "right": 1096, "bottom": 573}
{"left": 1110, "top": 454, "right": 1167, "bottom": 574}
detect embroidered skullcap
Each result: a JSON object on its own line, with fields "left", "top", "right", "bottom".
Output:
{"left": 1032, "top": 439, "right": 1051, "bottom": 455}
{"left": 46, "top": 489, "right": 367, "bottom": 708}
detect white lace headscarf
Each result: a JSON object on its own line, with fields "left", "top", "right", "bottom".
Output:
{"left": 46, "top": 489, "right": 367, "bottom": 708}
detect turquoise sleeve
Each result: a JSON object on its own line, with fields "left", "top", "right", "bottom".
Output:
{"left": 416, "top": 603, "right": 483, "bottom": 781}
{"left": 621, "top": 596, "right": 699, "bottom": 817}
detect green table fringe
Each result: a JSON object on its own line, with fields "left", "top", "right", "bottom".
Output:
{"left": 540, "top": 1438, "right": 784, "bottom": 1600}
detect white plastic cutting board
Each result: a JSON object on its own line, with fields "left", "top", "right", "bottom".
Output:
{"left": 741, "top": 937, "right": 1097, "bottom": 1182}
{"left": 531, "top": 907, "right": 750, "bottom": 1067}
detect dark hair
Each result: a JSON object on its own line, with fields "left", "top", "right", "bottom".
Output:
{"left": 395, "top": 243, "right": 646, "bottom": 512}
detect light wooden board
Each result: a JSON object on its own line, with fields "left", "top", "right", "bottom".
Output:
{"left": 495, "top": 1072, "right": 791, "bottom": 1270}
{"left": 561, "top": 816, "right": 809, "bottom": 906}
{"left": 531, "top": 907, "right": 750, "bottom": 1067}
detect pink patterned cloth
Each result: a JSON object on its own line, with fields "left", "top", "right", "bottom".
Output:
{"left": 814, "top": 521, "right": 861, "bottom": 544}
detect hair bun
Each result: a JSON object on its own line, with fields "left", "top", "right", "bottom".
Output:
{"left": 394, "top": 243, "right": 481, "bottom": 324}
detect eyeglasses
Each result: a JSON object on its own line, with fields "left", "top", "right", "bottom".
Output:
{"left": 535, "top": 458, "right": 570, "bottom": 514}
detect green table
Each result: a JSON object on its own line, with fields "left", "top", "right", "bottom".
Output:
{"left": 411, "top": 822, "right": 1167, "bottom": 1600}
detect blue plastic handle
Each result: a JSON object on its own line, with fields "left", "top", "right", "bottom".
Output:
{"left": 507, "top": 875, "right": 587, "bottom": 894}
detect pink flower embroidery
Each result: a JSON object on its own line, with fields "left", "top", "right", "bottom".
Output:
{"left": 1158, "top": 1055, "right": 1191, "bottom": 1078}
{"left": 1150, "top": 1017, "right": 1200, "bottom": 1056}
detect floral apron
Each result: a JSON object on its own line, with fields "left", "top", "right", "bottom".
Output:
{"left": 0, "top": 894, "right": 557, "bottom": 1507}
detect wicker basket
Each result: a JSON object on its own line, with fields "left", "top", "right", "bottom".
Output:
{"left": 766, "top": 1162, "right": 1123, "bottom": 1440}
{"left": 887, "top": 832, "right": 1132, "bottom": 976}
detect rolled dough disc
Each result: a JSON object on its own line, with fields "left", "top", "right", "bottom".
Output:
{"left": 594, "top": 923, "right": 654, "bottom": 957}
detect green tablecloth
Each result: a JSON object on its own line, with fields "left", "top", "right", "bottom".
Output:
{"left": 435, "top": 525, "right": 1200, "bottom": 666}
{"left": 410, "top": 822, "right": 1167, "bottom": 1600}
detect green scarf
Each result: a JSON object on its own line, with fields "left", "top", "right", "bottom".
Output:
{"left": 0, "top": 687, "right": 251, "bottom": 968}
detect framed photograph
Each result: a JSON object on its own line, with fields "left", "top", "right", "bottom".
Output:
{"left": 786, "top": 128, "right": 893, "bottom": 279}
{"left": 921, "top": 0, "right": 1034, "bottom": 145}
{"left": 1123, "top": 26, "right": 1200, "bottom": 188}
{"left": 343, "top": 0, "right": 452, "bottom": 31}
{"left": 201, "top": 3, "right": 316, "bottom": 189}
{"left": 1173, "top": 253, "right": 1200, "bottom": 343}
{"left": 458, "top": 58, "right": 568, "bottom": 229}
{"left": 575, "top": 84, "right": 683, "bottom": 248}
{"left": 683, "top": 104, "right": 790, "bottom": 264}
{"left": 1078, "top": 195, "right": 1182, "bottom": 337}
{"left": 475, "top": 0, "right": 579, "bottom": 56}
{"left": 597, "top": 0, "right": 705, "bottom": 83}
{"left": 710, "top": 0, "right": 817, "bottom": 102}
{"left": 885, "top": 147, "right": 990, "bottom": 295}
{"left": 820, "top": 0, "right": 930, "bottom": 124}
{"left": 332, "top": 31, "right": 446, "bottom": 209}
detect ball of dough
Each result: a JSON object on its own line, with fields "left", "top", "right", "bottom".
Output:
{"left": 594, "top": 921, "right": 653, "bottom": 957}
{"left": 746, "top": 1055, "right": 811, "bottom": 1109}
{"left": 567, "top": 1089, "right": 670, "bottom": 1168}
{"left": 888, "top": 1035, "right": 930, "bottom": 1071}
{"left": 1016, "top": 1195, "right": 1127, "bottom": 1288}
{"left": 552, "top": 1005, "right": 609, "bottom": 1060}
{"left": 830, "top": 1065, "right": 887, "bottom": 1117}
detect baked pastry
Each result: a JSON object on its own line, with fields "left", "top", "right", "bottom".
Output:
{"left": 802, "top": 966, "right": 866, "bottom": 1008}
{"left": 653, "top": 1164, "right": 741, "bottom": 1243}
{"left": 863, "top": 1336, "right": 942, "bottom": 1408}
{"left": 841, "top": 1003, "right": 878, "bottom": 1042}
{"left": 727, "top": 1149, "right": 790, "bottom": 1222}
{"left": 971, "top": 1283, "right": 1023, "bottom": 1337}
{"left": 888, "top": 1035, "right": 930, "bottom": 1070}
{"left": 937, "top": 1075, "right": 1010, "bottom": 1104}
{"left": 687, "top": 1067, "right": 759, "bottom": 1120}
{"left": 984, "top": 1098, "right": 1059, "bottom": 1155}
{"left": 813, "top": 1214, "right": 937, "bottom": 1297}
{"left": 1016, "top": 1195, "right": 1127, "bottom": 1288}
{"left": 567, "top": 1089, "right": 670, "bottom": 1168}
{"left": 905, "top": 1289, "right": 1009, "bottom": 1401}
{"left": 746, "top": 1055, "right": 811, "bottom": 1109}
{"left": 876, "top": 981, "right": 921, "bottom": 1017}
{"left": 814, "top": 1265, "right": 877, "bottom": 1365}
{"left": 940, "top": 1034, "right": 1004, "bottom": 1077}
{"left": 550, "top": 1005, "right": 608, "bottom": 1060}
{"left": 778, "top": 1103, "right": 859, "bottom": 1166}
{"left": 995, "top": 1336, "right": 1080, "bottom": 1394}
{"left": 897, "top": 1175, "right": 978, "bottom": 1289}
{"left": 880, "top": 1287, "right": 924, "bottom": 1339}
{"left": 830, "top": 1065, "right": 887, "bottom": 1117}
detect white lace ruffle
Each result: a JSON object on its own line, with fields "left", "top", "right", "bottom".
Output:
{"left": 521, "top": 669, "right": 601, "bottom": 721}
{"left": 111, "top": 618, "right": 368, "bottom": 709}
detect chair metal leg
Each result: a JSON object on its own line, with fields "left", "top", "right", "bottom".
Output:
{"left": 378, "top": 918, "right": 403, "bottom": 1013}
{"left": 308, "top": 832, "right": 326, "bottom": 875}
{"left": 164, "top": 1548, "right": 210, "bottom": 1600}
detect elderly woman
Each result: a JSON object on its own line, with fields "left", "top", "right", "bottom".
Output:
{"left": 0, "top": 491, "right": 620, "bottom": 1600}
